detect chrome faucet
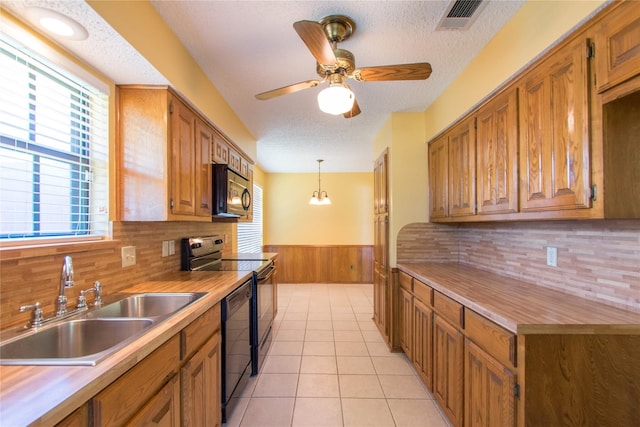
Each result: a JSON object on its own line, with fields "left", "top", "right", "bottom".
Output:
{"left": 57, "top": 256, "right": 74, "bottom": 316}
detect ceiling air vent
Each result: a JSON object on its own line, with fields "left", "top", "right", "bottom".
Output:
{"left": 436, "top": 0, "right": 487, "bottom": 31}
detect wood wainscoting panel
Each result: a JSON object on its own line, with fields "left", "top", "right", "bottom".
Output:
{"left": 262, "top": 245, "right": 373, "bottom": 283}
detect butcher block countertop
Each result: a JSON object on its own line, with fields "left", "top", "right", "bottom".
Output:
{"left": 398, "top": 262, "right": 640, "bottom": 335}
{"left": 0, "top": 270, "right": 253, "bottom": 427}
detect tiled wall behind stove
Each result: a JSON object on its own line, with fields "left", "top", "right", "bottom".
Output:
{"left": 0, "top": 221, "right": 234, "bottom": 329}
{"left": 397, "top": 220, "right": 640, "bottom": 311}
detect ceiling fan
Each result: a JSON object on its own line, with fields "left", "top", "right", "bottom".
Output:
{"left": 255, "top": 15, "right": 432, "bottom": 118}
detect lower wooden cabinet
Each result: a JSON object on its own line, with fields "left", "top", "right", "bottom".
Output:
{"left": 181, "top": 331, "right": 222, "bottom": 427}
{"left": 125, "top": 374, "right": 181, "bottom": 427}
{"left": 412, "top": 298, "right": 434, "bottom": 391}
{"left": 92, "top": 335, "right": 181, "bottom": 426}
{"left": 464, "top": 339, "right": 516, "bottom": 427}
{"left": 398, "top": 287, "right": 413, "bottom": 355}
{"left": 434, "top": 315, "right": 464, "bottom": 427}
{"left": 55, "top": 404, "right": 89, "bottom": 427}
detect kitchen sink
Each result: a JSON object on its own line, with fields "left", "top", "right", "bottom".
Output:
{"left": 0, "top": 318, "right": 153, "bottom": 366}
{"left": 87, "top": 292, "right": 207, "bottom": 319}
{"left": 0, "top": 292, "right": 208, "bottom": 366}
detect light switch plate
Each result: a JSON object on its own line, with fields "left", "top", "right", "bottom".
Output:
{"left": 546, "top": 246, "right": 558, "bottom": 267}
{"left": 168, "top": 240, "right": 175, "bottom": 255}
{"left": 122, "top": 246, "right": 136, "bottom": 267}
{"left": 162, "top": 241, "right": 169, "bottom": 257}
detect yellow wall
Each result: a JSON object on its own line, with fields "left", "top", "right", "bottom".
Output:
{"left": 424, "top": 0, "right": 606, "bottom": 139}
{"left": 263, "top": 172, "right": 373, "bottom": 245}
{"left": 87, "top": 0, "right": 257, "bottom": 161}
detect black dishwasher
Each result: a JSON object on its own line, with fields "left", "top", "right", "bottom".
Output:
{"left": 221, "top": 279, "right": 253, "bottom": 423}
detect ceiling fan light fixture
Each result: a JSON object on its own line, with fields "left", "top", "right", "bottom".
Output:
{"left": 317, "top": 83, "right": 354, "bottom": 115}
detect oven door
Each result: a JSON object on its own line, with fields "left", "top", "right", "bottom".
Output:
{"left": 252, "top": 263, "right": 275, "bottom": 374}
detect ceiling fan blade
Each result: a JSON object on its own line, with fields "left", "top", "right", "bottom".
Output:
{"left": 343, "top": 97, "right": 361, "bottom": 119}
{"left": 255, "top": 80, "right": 322, "bottom": 100}
{"left": 293, "top": 20, "right": 337, "bottom": 65}
{"left": 354, "top": 63, "right": 432, "bottom": 82}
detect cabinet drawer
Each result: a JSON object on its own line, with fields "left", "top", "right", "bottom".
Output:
{"left": 181, "top": 304, "right": 221, "bottom": 360}
{"left": 399, "top": 271, "right": 413, "bottom": 291}
{"left": 465, "top": 309, "right": 516, "bottom": 368}
{"left": 92, "top": 334, "right": 180, "bottom": 426}
{"left": 434, "top": 291, "right": 463, "bottom": 328}
{"left": 413, "top": 279, "right": 433, "bottom": 306}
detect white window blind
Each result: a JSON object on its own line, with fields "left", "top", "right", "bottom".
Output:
{"left": 0, "top": 35, "right": 109, "bottom": 241}
{"left": 237, "top": 183, "right": 263, "bottom": 252}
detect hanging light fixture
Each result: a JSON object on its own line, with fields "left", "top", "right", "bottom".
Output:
{"left": 309, "top": 159, "right": 331, "bottom": 205}
{"left": 317, "top": 74, "right": 354, "bottom": 115}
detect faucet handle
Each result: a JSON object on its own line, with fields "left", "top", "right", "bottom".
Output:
{"left": 20, "top": 302, "right": 44, "bottom": 328}
{"left": 76, "top": 281, "right": 103, "bottom": 309}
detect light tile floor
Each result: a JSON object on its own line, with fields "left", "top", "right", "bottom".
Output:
{"left": 224, "top": 283, "right": 451, "bottom": 427}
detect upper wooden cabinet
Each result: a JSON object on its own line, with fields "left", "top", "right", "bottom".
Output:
{"left": 518, "top": 35, "right": 592, "bottom": 213}
{"left": 594, "top": 1, "right": 640, "bottom": 93}
{"left": 427, "top": 1, "right": 640, "bottom": 223}
{"left": 476, "top": 88, "right": 519, "bottom": 215}
{"left": 212, "top": 132, "right": 230, "bottom": 165}
{"left": 448, "top": 117, "right": 476, "bottom": 217}
{"left": 117, "top": 86, "right": 212, "bottom": 222}
{"left": 428, "top": 136, "right": 448, "bottom": 219}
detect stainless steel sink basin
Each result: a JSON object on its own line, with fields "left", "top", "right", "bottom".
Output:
{"left": 0, "top": 292, "right": 208, "bottom": 366}
{"left": 0, "top": 318, "right": 153, "bottom": 366}
{"left": 87, "top": 292, "right": 207, "bottom": 319}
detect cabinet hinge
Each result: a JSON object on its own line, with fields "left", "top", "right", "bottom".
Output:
{"left": 169, "top": 102, "right": 174, "bottom": 114}
{"left": 170, "top": 198, "right": 174, "bottom": 209}
{"left": 514, "top": 383, "right": 520, "bottom": 399}
{"left": 474, "top": 117, "right": 477, "bottom": 130}
{"left": 591, "top": 184, "right": 597, "bottom": 202}
{"left": 587, "top": 43, "right": 595, "bottom": 59}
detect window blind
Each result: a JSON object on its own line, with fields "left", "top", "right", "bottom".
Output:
{"left": 237, "top": 184, "right": 263, "bottom": 252}
{"left": 0, "top": 35, "right": 109, "bottom": 241}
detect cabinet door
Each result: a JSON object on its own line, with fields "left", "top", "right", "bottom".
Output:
{"left": 434, "top": 315, "right": 464, "bottom": 427}
{"left": 519, "top": 36, "right": 591, "bottom": 212}
{"left": 212, "top": 133, "right": 229, "bottom": 164}
{"left": 465, "top": 339, "right": 516, "bottom": 427}
{"left": 429, "top": 136, "right": 449, "bottom": 219}
{"left": 373, "top": 265, "right": 390, "bottom": 343}
{"left": 413, "top": 298, "right": 434, "bottom": 391}
{"left": 55, "top": 404, "right": 88, "bottom": 427}
{"left": 181, "top": 332, "right": 222, "bottom": 427}
{"left": 448, "top": 118, "right": 476, "bottom": 217}
{"left": 228, "top": 147, "right": 242, "bottom": 173}
{"left": 124, "top": 374, "right": 181, "bottom": 427}
{"left": 595, "top": 1, "right": 640, "bottom": 92}
{"left": 195, "top": 119, "right": 213, "bottom": 217}
{"left": 476, "top": 89, "right": 519, "bottom": 215}
{"left": 398, "top": 288, "right": 413, "bottom": 355}
{"left": 374, "top": 149, "right": 389, "bottom": 215}
{"left": 170, "top": 97, "right": 197, "bottom": 216}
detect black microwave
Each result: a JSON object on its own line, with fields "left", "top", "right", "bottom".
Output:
{"left": 212, "top": 164, "right": 251, "bottom": 217}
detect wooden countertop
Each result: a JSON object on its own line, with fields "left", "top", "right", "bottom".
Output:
{"left": 0, "top": 270, "right": 253, "bottom": 427}
{"left": 398, "top": 262, "right": 640, "bottom": 335}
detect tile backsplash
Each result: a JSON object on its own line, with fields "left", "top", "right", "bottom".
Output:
{"left": 397, "top": 220, "right": 640, "bottom": 311}
{"left": 0, "top": 221, "right": 233, "bottom": 329}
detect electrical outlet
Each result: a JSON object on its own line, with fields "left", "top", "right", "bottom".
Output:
{"left": 162, "top": 241, "right": 169, "bottom": 257}
{"left": 546, "top": 246, "right": 558, "bottom": 267}
{"left": 122, "top": 246, "right": 136, "bottom": 267}
{"left": 168, "top": 240, "right": 175, "bottom": 256}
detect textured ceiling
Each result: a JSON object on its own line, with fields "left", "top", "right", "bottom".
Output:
{"left": 3, "top": 0, "right": 525, "bottom": 173}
